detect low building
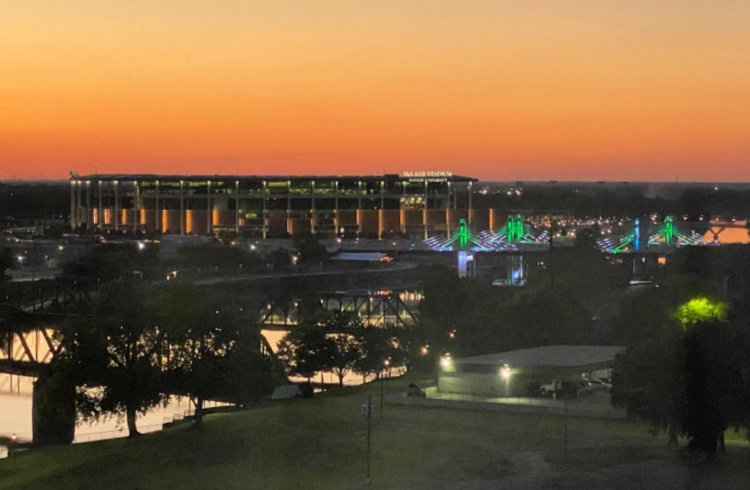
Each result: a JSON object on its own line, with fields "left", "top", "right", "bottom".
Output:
{"left": 438, "top": 345, "right": 624, "bottom": 398}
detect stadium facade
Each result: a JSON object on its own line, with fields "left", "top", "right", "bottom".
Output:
{"left": 69, "top": 172, "right": 496, "bottom": 239}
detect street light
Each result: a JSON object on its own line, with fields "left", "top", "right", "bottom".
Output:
{"left": 10, "top": 433, "right": 17, "bottom": 463}
{"left": 440, "top": 354, "right": 453, "bottom": 370}
{"left": 380, "top": 358, "right": 390, "bottom": 413}
{"left": 500, "top": 365, "right": 512, "bottom": 380}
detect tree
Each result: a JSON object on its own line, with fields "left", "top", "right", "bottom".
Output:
{"left": 154, "top": 284, "right": 235, "bottom": 426}
{"left": 267, "top": 248, "right": 291, "bottom": 271}
{"left": 353, "top": 326, "right": 402, "bottom": 381}
{"left": 328, "top": 333, "right": 361, "bottom": 386}
{"left": 682, "top": 320, "right": 739, "bottom": 455}
{"left": 611, "top": 328, "right": 685, "bottom": 444}
{"left": 62, "top": 244, "right": 159, "bottom": 281}
{"left": 292, "top": 232, "right": 328, "bottom": 267}
{"left": 276, "top": 325, "right": 335, "bottom": 381}
{"left": 223, "top": 328, "right": 277, "bottom": 406}
{"left": 612, "top": 298, "right": 747, "bottom": 455}
{"left": 64, "top": 280, "right": 164, "bottom": 438}
{"left": 156, "top": 284, "right": 277, "bottom": 425}
{"left": 0, "top": 247, "right": 13, "bottom": 280}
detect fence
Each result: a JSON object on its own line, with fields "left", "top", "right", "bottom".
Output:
{"left": 403, "top": 387, "right": 626, "bottom": 419}
{"left": 73, "top": 407, "right": 197, "bottom": 444}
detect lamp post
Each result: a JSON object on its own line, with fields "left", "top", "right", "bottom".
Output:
{"left": 10, "top": 433, "right": 17, "bottom": 463}
{"left": 380, "top": 359, "right": 390, "bottom": 413}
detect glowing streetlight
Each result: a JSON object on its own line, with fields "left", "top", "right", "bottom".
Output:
{"left": 137, "top": 241, "right": 146, "bottom": 251}
{"left": 420, "top": 345, "right": 430, "bottom": 356}
{"left": 440, "top": 354, "right": 453, "bottom": 370}
{"left": 500, "top": 365, "right": 512, "bottom": 380}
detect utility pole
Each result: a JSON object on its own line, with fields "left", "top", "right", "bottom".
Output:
{"left": 366, "top": 395, "right": 372, "bottom": 484}
{"left": 563, "top": 392, "right": 568, "bottom": 460}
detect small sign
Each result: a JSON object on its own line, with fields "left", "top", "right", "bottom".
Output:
{"left": 402, "top": 171, "right": 453, "bottom": 182}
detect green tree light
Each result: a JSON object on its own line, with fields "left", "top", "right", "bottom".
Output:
{"left": 675, "top": 297, "right": 727, "bottom": 328}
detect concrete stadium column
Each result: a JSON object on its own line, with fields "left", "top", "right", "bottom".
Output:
{"left": 206, "top": 180, "right": 212, "bottom": 235}
{"left": 180, "top": 180, "right": 185, "bottom": 235}
{"left": 69, "top": 180, "right": 76, "bottom": 230}
{"left": 155, "top": 181, "right": 160, "bottom": 233}
{"left": 235, "top": 180, "right": 240, "bottom": 233}
{"left": 379, "top": 181, "right": 385, "bottom": 239}
{"left": 287, "top": 179, "right": 292, "bottom": 237}
{"left": 133, "top": 180, "right": 139, "bottom": 233}
{"left": 262, "top": 180, "right": 268, "bottom": 240}
{"left": 334, "top": 180, "right": 340, "bottom": 235}
{"left": 84, "top": 181, "right": 91, "bottom": 230}
{"left": 97, "top": 181, "right": 103, "bottom": 230}
{"left": 113, "top": 180, "right": 119, "bottom": 231}
{"left": 311, "top": 180, "right": 316, "bottom": 235}
{"left": 76, "top": 180, "right": 84, "bottom": 229}
{"left": 357, "top": 181, "right": 363, "bottom": 234}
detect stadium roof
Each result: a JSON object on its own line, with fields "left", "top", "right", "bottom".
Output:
{"left": 72, "top": 173, "right": 477, "bottom": 182}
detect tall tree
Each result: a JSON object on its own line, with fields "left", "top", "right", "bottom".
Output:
{"left": 154, "top": 284, "right": 235, "bottom": 426}
{"left": 276, "top": 325, "right": 334, "bottom": 382}
{"left": 66, "top": 280, "right": 164, "bottom": 437}
{"left": 156, "top": 284, "right": 276, "bottom": 425}
{"left": 328, "top": 333, "right": 361, "bottom": 386}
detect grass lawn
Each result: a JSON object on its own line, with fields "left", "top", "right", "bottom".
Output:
{"left": 2, "top": 378, "right": 750, "bottom": 489}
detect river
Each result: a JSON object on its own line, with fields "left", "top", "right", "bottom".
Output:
{"left": 0, "top": 373, "right": 216, "bottom": 458}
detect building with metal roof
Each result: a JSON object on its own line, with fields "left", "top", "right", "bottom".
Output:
{"left": 438, "top": 345, "right": 624, "bottom": 398}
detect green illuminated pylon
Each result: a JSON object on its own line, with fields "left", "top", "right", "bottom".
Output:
{"left": 506, "top": 215, "right": 515, "bottom": 242}
{"left": 504, "top": 214, "right": 526, "bottom": 243}
{"left": 458, "top": 218, "right": 468, "bottom": 249}
{"left": 515, "top": 214, "right": 524, "bottom": 241}
{"left": 664, "top": 216, "right": 674, "bottom": 244}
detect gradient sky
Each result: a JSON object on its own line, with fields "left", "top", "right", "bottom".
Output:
{"left": 2, "top": 1, "right": 749, "bottom": 181}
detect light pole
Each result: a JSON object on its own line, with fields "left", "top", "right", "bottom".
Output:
{"left": 10, "top": 433, "right": 17, "bottom": 463}
{"left": 380, "top": 359, "right": 390, "bottom": 413}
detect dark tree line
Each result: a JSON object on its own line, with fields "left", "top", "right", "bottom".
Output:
{"left": 611, "top": 309, "right": 750, "bottom": 456}
{"left": 276, "top": 308, "right": 411, "bottom": 386}
{"left": 54, "top": 280, "right": 277, "bottom": 437}
{"left": 611, "top": 246, "right": 750, "bottom": 457}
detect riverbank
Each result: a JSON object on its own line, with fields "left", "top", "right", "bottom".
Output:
{"left": 2, "top": 378, "right": 750, "bottom": 489}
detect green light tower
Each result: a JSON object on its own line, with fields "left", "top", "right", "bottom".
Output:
{"left": 515, "top": 214, "right": 524, "bottom": 241}
{"left": 664, "top": 215, "right": 674, "bottom": 245}
{"left": 505, "top": 214, "right": 525, "bottom": 243}
{"left": 458, "top": 218, "right": 469, "bottom": 249}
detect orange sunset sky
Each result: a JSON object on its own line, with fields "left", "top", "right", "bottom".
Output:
{"left": 1, "top": 1, "right": 749, "bottom": 181}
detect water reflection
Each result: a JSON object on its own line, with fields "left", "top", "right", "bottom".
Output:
{"left": 0, "top": 373, "right": 221, "bottom": 457}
